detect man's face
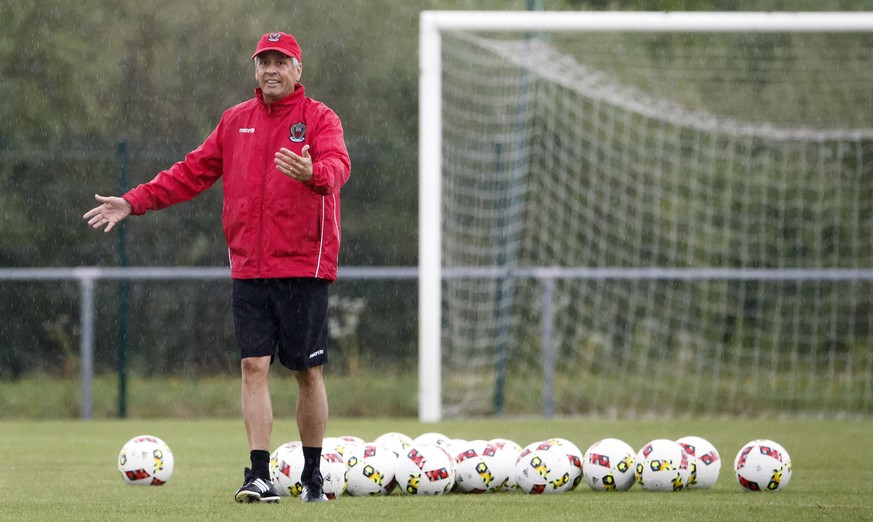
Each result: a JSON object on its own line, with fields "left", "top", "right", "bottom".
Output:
{"left": 255, "top": 50, "right": 301, "bottom": 104}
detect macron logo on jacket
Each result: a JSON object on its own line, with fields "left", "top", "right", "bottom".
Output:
{"left": 239, "top": 127, "right": 255, "bottom": 133}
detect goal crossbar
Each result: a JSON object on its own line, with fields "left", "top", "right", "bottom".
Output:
{"left": 421, "top": 11, "right": 873, "bottom": 33}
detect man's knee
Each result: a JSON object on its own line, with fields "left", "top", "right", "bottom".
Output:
{"left": 241, "top": 356, "right": 270, "bottom": 378}
{"left": 294, "top": 365, "right": 324, "bottom": 387}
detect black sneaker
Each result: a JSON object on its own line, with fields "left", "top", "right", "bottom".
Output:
{"left": 300, "top": 470, "right": 328, "bottom": 503}
{"left": 235, "top": 467, "right": 280, "bottom": 504}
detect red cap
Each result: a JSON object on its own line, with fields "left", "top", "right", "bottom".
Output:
{"left": 251, "top": 32, "right": 302, "bottom": 61}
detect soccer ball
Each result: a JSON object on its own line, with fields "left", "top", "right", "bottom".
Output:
{"left": 544, "top": 438, "right": 584, "bottom": 491}
{"left": 734, "top": 439, "right": 792, "bottom": 492}
{"left": 635, "top": 439, "right": 692, "bottom": 492}
{"left": 270, "top": 443, "right": 346, "bottom": 498}
{"left": 452, "top": 440, "right": 509, "bottom": 493}
{"left": 337, "top": 434, "right": 366, "bottom": 446}
{"left": 336, "top": 435, "right": 366, "bottom": 454}
{"left": 118, "top": 435, "right": 174, "bottom": 486}
{"left": 488, "top": 438, "right": 523, "bottom": 491}
{"left": 414, "top": 431, "right": 452, "bottom": 448}
{"left": 374, "top": 432, "right": 414, "bottom": 457}
{"left": 395, "top": 444, "right": 455, "bottom": 495}
{"left": 514, "top": 441, "right": 572, "bottom": 494}
{"left": 320, "top": 450, "right": 347, "bottom": 499}
{"left": 271, "top": 443, "right": 304, "bottom": 496}
{"left": 677, "top": 435, "right": 721, "bottom": 489}
{"left": 444, "top": 438, "right": 470, "bottom": 459}
{"left": 322, "top": 436, "right": 360, "bottom": 460}
{"left": 583, "top": 438, "right": 636, "bottom": 492}
{"left": 345, "top": 443, "right": 398, "bottom": 496}
{"left": 321, "top": 436, "right": 347, "bottom": 454}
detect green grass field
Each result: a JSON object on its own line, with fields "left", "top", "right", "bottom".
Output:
{"left": 1, "top": 417, "right": 871, "bottom": 521}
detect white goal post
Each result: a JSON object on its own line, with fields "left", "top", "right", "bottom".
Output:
{"left": 419, "top": 11, "right": 873, "bottom": 422}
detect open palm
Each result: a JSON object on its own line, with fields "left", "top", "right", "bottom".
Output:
{"left": 83, "top": 194, "right": 132, "bottom": 232}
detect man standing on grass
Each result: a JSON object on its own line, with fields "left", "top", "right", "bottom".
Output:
{"left": 84, "top": 31, "right": 351, "bottom": 504}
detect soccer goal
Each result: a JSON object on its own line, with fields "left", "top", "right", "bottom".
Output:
{"left": 419, "top": 11, "right": 873, "bottom": 422}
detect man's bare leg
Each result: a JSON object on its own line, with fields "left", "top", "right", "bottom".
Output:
{"left": 295, "top": 365, "right": 328, "bottom": 446}
{"left": 241, "top": 355, "right": 273, "bottom": 451}
{"left": 235, "top": 355, "right": 279, "bottom": 503}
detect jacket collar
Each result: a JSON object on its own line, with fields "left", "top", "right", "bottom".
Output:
{"left": 255, "top": 82, "right": 305, "bottom": 110}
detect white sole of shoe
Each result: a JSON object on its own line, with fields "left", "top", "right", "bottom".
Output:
{"left": 235, "top": 491, "right": 280, "bottom": 503}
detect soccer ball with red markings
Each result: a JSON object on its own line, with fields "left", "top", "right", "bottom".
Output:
{"left": 322, "top": 436, "right": 358, "bottom": 459}
{"left": 488, "top": 438, "right": 523, "bottom": 491}
{"left": 514, "top": 441, "right": 572, "bottom": 494}
{"left": 118, "top": 435, "right": 174, "bottom": 486}
{"left": 395, "top": 444, "right": 455, "bottom": 495}
{"left": 583, "top": 438, "right": 636, "bottom": 492}
{"left": 634, "top": 439, "right": 692, "bottom": 492}
{"left": 320, "top": 450, "right": 347, "bottom": 499}
{"left": 270, "top": 443, "right": 304, "bottom": 496}
{"left": 345, "top": 443, "right": 398, "bottom": 496}
{"left": 414, "top": 431, "right": 452, "bottom": 449}
{"left": 452, "top": 440, "right": 509, "bottom": 493}
{"left": 734, "top": 439, "right": 792, "bottom": 492}
{"left": 544, "top": 438, "right": 584, "bottom": 491}
{"left": 374, "top": 432, "right": 415, "bottom": 457}
{"left": 677, "top": 435, "right": 721, "bottom": 489}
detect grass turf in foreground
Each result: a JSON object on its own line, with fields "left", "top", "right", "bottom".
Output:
{"left": 0, "top": 418, "right": 870, "bottom": 522}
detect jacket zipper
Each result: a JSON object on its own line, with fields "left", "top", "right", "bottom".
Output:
{"left": 256, "top": 103, "right": 271, "bottom": 278}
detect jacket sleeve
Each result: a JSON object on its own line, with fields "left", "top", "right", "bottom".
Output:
{"left": 303, "top": 106, "right": 351, "bottom": 196}
{"left": 122, "top": 123, "right": 224, "bottom": 215}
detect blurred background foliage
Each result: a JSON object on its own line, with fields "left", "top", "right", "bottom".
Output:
{"left": 1, "top": 0, "right": 872, "bottom": 383}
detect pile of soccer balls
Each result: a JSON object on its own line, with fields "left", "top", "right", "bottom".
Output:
{"left": 267, "top": 432, "right": 792, "bottom": 496}
{"left": 116, "top": 432, "right": 793, "bottom": 495}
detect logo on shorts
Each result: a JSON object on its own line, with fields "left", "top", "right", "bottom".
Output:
{"left": 289, "top": 122, "right": 306, "bottom": 142}
{"left": 309, "top": 349, "right": 324, "bottom": 359}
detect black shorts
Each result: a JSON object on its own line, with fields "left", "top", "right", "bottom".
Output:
{"left": 232, "top": 278, "right": 329, "bottom": 371}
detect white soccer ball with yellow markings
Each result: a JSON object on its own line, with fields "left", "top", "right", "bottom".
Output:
{"left": 488, "top": 438, "right": 522, "bottom": 491}
{"left": 734, "top": 439, "right": 792, "bottom": 492}
{"left": 677, "top": 435, "right": 721, "bottom": 489}
{"left": 270, "top": 443, "right": 304, "bottom": 496}
{"left": 583, "top": 438, "right": 636, "bottom": 492}
{"left": 452, "top": 439, "right": 508, "bottom": 493}
{"left": 514, "top": 441, "right": 572, "bottom": 494}
{"left": 395, "top": 443, "right": 455, "bottom": 495}
{"left": 345, "top": 443, "right": 398, "bottom": 496}
{"left": 374, "top": 431, "right": 414, "bottom": 457}
{"left": 118, "top": 435, "right": 174, "bottom": 486}
{"left": 320, "top": 449, "right": 347, "bottom": 499}
{"left": 634, "top": 439, "right": 692, "bottom": 492}
{"left": 414, "top": 431, "right": 452, "bottom": 449}
{"left": 544, "top": 438, "right": 584, "bottom": 491}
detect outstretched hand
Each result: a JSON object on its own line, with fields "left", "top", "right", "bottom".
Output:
{"left": 83, "top": 194, "right": 132, "bottom": 232}
{"left": 274, "top": 144, "right": 313, "bottom": 182}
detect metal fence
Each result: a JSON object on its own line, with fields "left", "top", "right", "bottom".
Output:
{"left": 0, "top": 266, "right": 417, "bottom": 419}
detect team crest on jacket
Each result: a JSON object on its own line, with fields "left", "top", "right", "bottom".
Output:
{"left": 289, "top": 122, "right": 306, "bottom": 142}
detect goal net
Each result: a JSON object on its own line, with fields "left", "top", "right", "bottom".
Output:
{"left": 419, "top": 12, "right": 873, "bottom": 420}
